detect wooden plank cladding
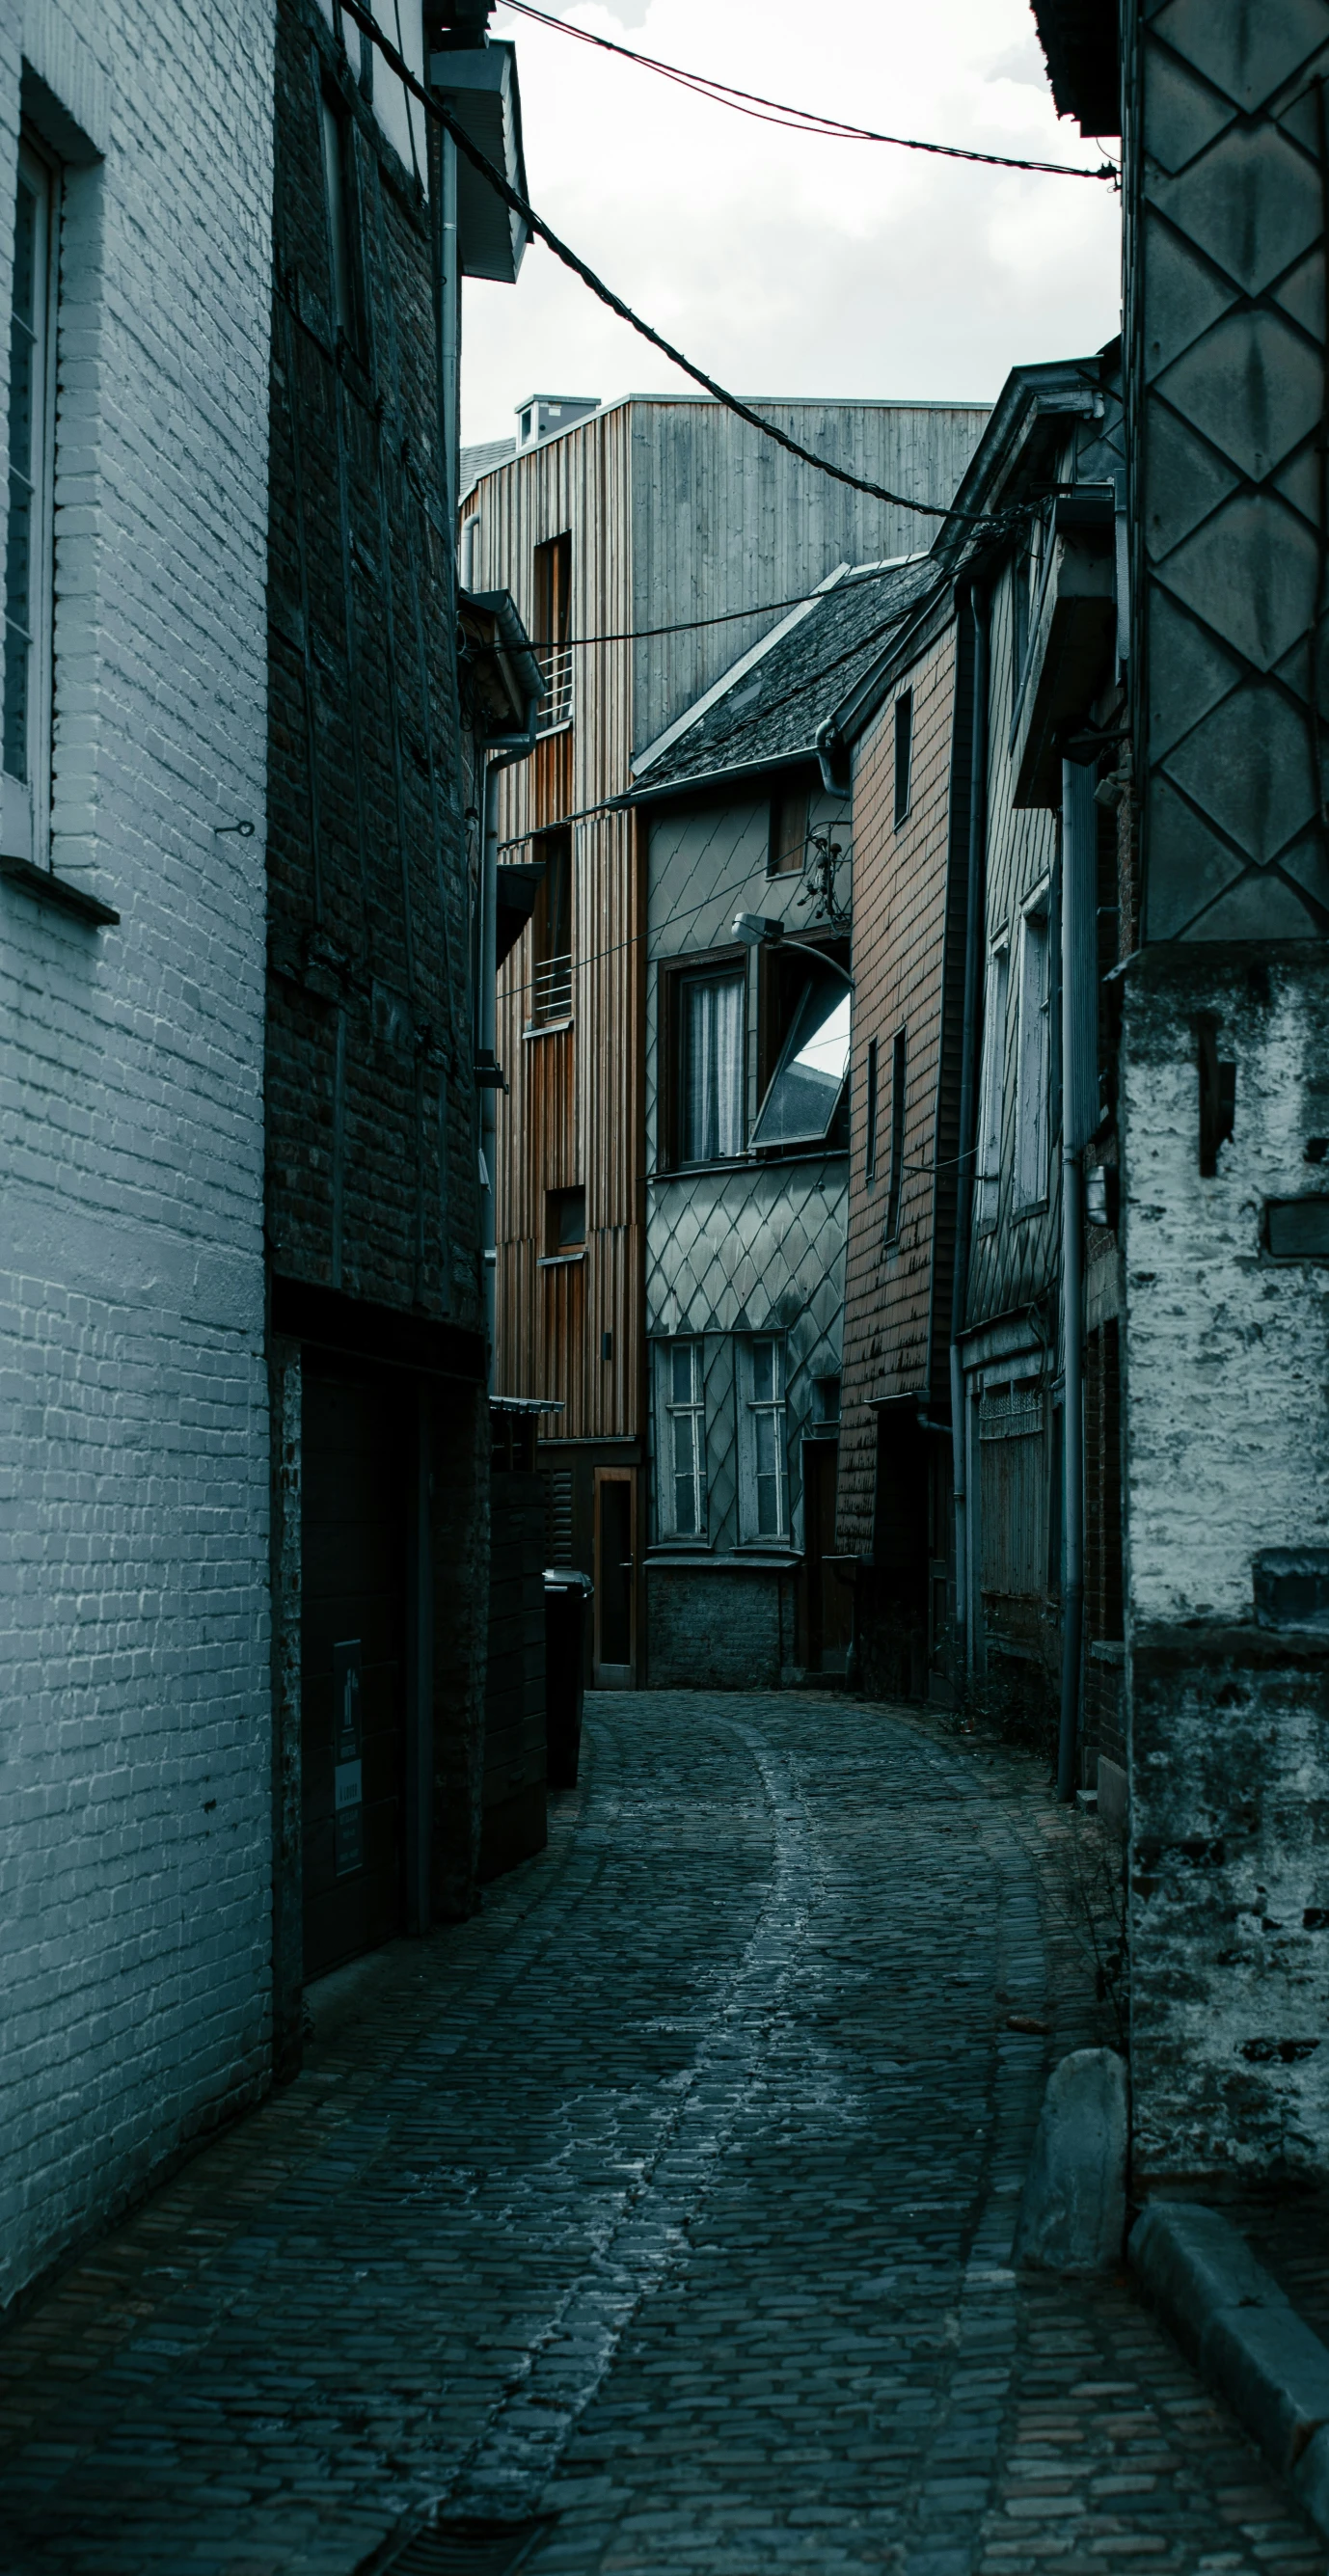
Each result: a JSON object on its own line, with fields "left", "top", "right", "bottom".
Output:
{"left": 473, "top": 398, "right": 641, "bottom": 1462}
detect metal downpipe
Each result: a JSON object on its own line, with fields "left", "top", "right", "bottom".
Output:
{"left": 1057, "top": 755, "right": 1096, "bottom": 1801}
{"left": 950, "top": 584, "right": 989, "bottom": 1680}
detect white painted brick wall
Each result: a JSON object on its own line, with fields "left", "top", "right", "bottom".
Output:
{"left": 0, "top": 0, "right": 274, "bottom": 2307}
{"left": 1123, "top": 955, "right": 1329, "bottom": 1625}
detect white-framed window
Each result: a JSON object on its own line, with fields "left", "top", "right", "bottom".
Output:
{"left": 662, "top": 1339, "right": 707, "bottom": 1539}
{"left": 974, "top": 935, "right": 1010, "bottom": 1233}
{"left": 1013, "top": 888, "right": 1051, "bottom": 1210}
{"left": 740, "top": 1336, "right": 788, "bottom": 1541}
{"left": 4, "top": 135, "right": 60, "bottom": 859}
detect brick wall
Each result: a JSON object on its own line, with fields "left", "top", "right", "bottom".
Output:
{"left": 266, "top": 0, "right": 479, "bottom": 1330}
{"left": 838, "top": 619, "right": 959, "bottom": 1558}
{"left": 647, "top": 1564, "right": 790, "bottom": 1692}
{"left": 0, "top": 0, "right": 275, "bottom": 2307}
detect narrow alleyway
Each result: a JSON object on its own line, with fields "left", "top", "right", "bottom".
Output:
{"left": 0, "top": 1696, "right": 1320, "bottom": 2576}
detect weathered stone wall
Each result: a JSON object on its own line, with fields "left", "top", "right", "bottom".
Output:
{"left": 1123, "top": 945, "right": 1329, "bottom": 2179}
{"left": 0, "top": 0, "right": 274, "bottom": 2308}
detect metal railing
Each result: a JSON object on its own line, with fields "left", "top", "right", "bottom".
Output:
{"left": 535, "top": 642, "right": 573, "bottom": 734}
{"left": 529, "top": 950, "right": 573, "bottom": 1025}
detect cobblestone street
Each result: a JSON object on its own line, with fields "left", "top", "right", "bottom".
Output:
{"left": 0, "top": 1695, "right": 1321, "bottom": 2576}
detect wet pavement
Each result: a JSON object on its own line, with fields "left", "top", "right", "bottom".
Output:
{"left": 0, "top": 1693, "right": 1322, "bottom": 2574}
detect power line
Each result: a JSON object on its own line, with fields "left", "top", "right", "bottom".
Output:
{"left": 501, "top": 0, "right": 1118, "bottom": 183}
{"left": 463, "top": 559, "right": 926, "bottom": 651}
{"left": 339, "top": 0, "right": 1014, "bottom": 528}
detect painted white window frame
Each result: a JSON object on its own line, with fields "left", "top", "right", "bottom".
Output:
{"left": 3, "top": 133, "right": 60, "bottom": 866}
{"left": 1013, "top": 882, "right": 1051, "bottom": 1212}
{"left": 738, "top": 1335, "right": 789, "bottom": 1543}
{"left": 659, "top": 1338, "right": 707, "bottom": 1540}
{"left": 973, "top": 933, "right": 1010, "bottom": 1234}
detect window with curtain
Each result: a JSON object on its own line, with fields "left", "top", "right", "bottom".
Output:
{"left": 679, "top": 967, "right": 745, "bottom": 1163}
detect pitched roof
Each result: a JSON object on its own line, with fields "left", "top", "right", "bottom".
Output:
{"left": 630, "top": 555, "right": 941, "bottom": 800}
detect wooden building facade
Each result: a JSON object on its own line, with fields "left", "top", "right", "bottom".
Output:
{"left": 461, "top": 395, "right": 988, "bottom": 1681}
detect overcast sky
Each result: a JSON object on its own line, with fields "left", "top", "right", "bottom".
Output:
{"left": 460, "top": 0, "right": 1121, "bottom": 446}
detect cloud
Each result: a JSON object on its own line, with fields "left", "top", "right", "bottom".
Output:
{"left": 466, "top": 0, "right": 1119, "bottom": 442}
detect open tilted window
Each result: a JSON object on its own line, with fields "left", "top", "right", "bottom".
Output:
{"left": 750, "top": 957, "right": 851, "bottom": 1152}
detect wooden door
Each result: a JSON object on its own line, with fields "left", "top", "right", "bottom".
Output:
{"left": 301, "top": 1367, "right": 407, "bottom": 1979}
{"left": 593, "top": 1467, "right": 636, "bottom": 1686}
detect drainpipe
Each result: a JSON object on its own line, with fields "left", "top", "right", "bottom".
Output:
{"left": 1058, "top": 755, "right": 1096, "bottom": 1800}
{"left": 478, "top": 734, "right": 534, "bottom": 1380}
{"left": 950, "top": 585, "right": 989, "bottom": 1678}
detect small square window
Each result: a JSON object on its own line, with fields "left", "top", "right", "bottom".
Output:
{"left": 546, "top": 1186, "right": 584, "bottom": 1253}
{"left": 768, "top": 788, "right": 808, "bottom": 877}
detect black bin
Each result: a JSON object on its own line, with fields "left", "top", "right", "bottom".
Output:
{"left": 544, "top": 1568, "right": 592, "bottom": 1789}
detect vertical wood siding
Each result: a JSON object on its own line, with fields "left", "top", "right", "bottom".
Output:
{"left": 470, "top": 403, "right": 642, "bottom": 1444}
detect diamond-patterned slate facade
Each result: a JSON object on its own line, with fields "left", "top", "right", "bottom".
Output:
{"left": 1130, "top": 0, "right": 1329, "bottom": 938}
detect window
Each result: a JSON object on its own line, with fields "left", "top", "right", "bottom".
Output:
{"left": 750, "top": 958, "right": 851, "bottom": 1152}
{"left": 812, "top": 1373, "right": 841, "bottom": 1430}
{"left": 533, "top": 531, "right": 572, "bottom": 731}
{"left": 768, "top": 787, "right": 808, "bottom": 877}
{"left": 864, "top": 1036, "right": 879, "bottom": 1180}
{"left": 529, "top": 827, "right": 572, "bottom": 1025}
{"left": 5, "top": 138, "right": 59, "bottom": 842}
{"left": 678, "top": 965, "right": 745, "bottom": 1163}
{"left": 742, "top": 1338, "right": 788, "bottom": 1539}
{"left": 884, "top": 1028, "right": 907, "bottom": 1242}
{"left": 893, "top": 690, "right": 913, "bottom": 827}
{"left": 974, "top": 940, "right": 1010, "bottom": 1233}
{"left": 319, "top": 87, "right": 360, "bottom": 346}
{"left": 663, "top": 1340, "right": 707, "bottom": 1538}
{"left": 546, "top": 1186, "right": 584, "bottom": 1253}
{"left": 1013, "top": 894, "right": 1051, "bottom": 1208}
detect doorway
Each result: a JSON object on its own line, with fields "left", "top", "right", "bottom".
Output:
{"left": 301, "top": 1366, "right": 408, "bottom": 1979}
{"left": 593, "top": 1468, "right": 636, "bottom": 1686}
{"left": 801, "top": 1441, "right": 854, "bottom": 1675}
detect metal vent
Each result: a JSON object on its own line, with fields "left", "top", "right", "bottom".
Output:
{"left": 358, "top": 2513, "right": 555, "bottom": 2576}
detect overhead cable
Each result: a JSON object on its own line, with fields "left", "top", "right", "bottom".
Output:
{"left": 468, "top": 559, "right": 927, "bottom": 650}
{"left": 339, "top": 0, "right": 1013, "bottom": 528}
{"left": 501, "top": 0, "right": 1118, "bottom": 183}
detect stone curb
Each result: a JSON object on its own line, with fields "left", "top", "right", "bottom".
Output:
{"left": 1129, "top": 2201, "right": 1329, "bottom": 2541}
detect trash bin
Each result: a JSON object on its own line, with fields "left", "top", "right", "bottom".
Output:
{"left": 544, "top": 1568, "right": 592, "bottom": 1789}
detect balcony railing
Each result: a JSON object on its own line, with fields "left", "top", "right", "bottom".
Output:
{"left": 529, "top": 951, "right": 573, "bottom": 1026}
{"left": 535, "top": 642, "right": 573, "bottom": 734}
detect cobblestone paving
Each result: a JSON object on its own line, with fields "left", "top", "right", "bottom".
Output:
{"left": 0, "top": 1695, "right": 1322, "bottom": 2576}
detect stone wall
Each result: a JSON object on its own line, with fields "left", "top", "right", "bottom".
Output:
{"left": 1123, "top": 945, "right": 1329, "bottom": 2179}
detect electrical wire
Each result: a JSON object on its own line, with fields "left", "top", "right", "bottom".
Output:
{"left": 500, "top": 0, "right": 1118, "bottom": 183}
{"left": 463, "top": 558, "right": 928, "bottom": 650}
{"left": 495, "top": 800, "right": 849, "bottom": 1003}
{"left": 339, "top": 0, "right": 1028, "bottom": 528}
